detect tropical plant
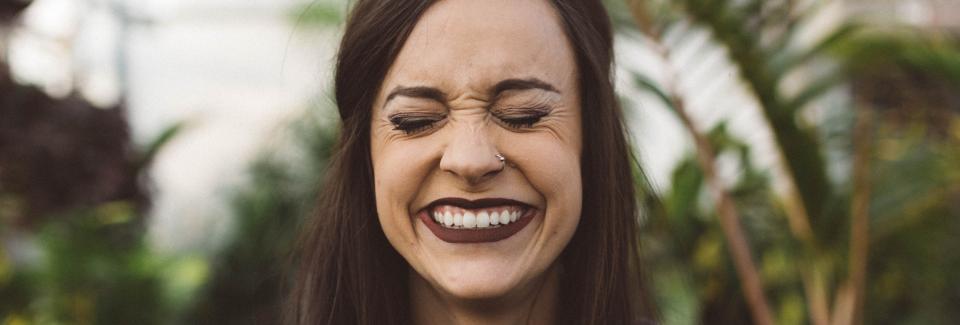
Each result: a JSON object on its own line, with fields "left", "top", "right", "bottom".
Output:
{"left": 0, "top": 64, "right": 185, "bottom": 323}
{"left": 610, "top": 0, "right": 960, "bottom": 324}
{"left": 181, "top": 105, "right": 337, "bottom": 324}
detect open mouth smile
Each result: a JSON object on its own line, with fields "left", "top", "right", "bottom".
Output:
{"left": 418, "top": 197, "right": 538, "bottom": 243}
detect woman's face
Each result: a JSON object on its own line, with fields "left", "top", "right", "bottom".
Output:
{"left": 370, "top": 0, "right": 582, "bottom": 300}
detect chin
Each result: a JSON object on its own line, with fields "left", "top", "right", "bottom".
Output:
{"left": 410, "top": 211, "right": 549, "bottom": 302}
{"left": 434, "top": 273, "right": 519, "bottom": 300}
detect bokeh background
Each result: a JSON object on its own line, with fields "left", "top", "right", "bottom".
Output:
{"left": 1, "top": 0, "right": 957, "bottom": 324}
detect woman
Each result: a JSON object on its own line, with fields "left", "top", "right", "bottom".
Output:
{"left": 290, "top": 0, "right": 656, "bottom": 324}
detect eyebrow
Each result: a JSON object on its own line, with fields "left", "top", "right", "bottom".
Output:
{"left": 382, "top": 77, "right": 559, "bottom": 108}
{"left": 491, "top": 78, "right": 560, "bottom": 98}
{"left": 383, "top": 86, "right": 448, "bottom": 108}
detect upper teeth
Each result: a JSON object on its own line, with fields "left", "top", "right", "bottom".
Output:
{"left": 431, "top": 207, "right": 522, "bottom": 229}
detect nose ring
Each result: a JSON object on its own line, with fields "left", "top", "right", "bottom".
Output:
{"left": 495, "top": 153, "right": 506, "bottom": 171}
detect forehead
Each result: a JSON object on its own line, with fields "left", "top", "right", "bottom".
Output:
{"left": 381, "top": 0, "right": 576, "bottom": 98}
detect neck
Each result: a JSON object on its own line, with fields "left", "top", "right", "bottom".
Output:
{"left": 410, "top": 265, "right": 560, "bottom": 325}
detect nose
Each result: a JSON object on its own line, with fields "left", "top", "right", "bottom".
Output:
{"left": 439, "top": 125, "right": 502, "bottom": 185}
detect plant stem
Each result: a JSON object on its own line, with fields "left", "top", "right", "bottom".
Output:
{"left": 833, "top": 106, "right": 873, "bottom": 325}
{"left": 624, "top": 4, "right": 775, "bottom": 322}
{"left": 680, "top": 97, "right": 776, "bottom": 325}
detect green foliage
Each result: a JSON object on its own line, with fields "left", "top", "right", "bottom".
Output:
{"left": 620, "top": 0, "right": 960, "bottom": 324}
{"left": 835, "top": 31, "right": 960, "bottom": 87}
{"left": 289, "top": 0, "right": 347, "bottom": 27}
{"left": 34, "top": 205, "right": 170, "bottom": 324}
{"left": 0, "top": 120, "right": 189, "bottom": 324}
{"left": 681, "top": 0, "right": 833, "bottom": 235}
{"left": 1, "top": 103, "right": 338, "bottom": 325}
{"left": 641, "top": 122, "right": 800, "bottom": 324}
{"left": 1, "top": 56, "right": 186, "bottom": 322}
{"left": 182, "top": 106, "right": 338, "bottom": 324}
{"left": 4, "top": 1, "right": 958, "bottom": 324}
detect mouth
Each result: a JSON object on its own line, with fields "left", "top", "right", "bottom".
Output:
{"left": 417, "top": 197, "right": 538, "bottom": 243}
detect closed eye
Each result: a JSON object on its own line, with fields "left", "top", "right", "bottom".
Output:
{"left": 494, "top": 107, "right": 551, "bottom": 129}
{"left": 389, "top": 114, "right": 446, "bottom": 135}
{"left": 499, "top": 115, "right": 543, "bottom": 128}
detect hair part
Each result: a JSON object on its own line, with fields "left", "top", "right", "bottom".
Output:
{"left": 289, "top": 1, "right": 657, "bottom": 324}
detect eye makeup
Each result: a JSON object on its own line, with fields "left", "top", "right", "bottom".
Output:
{"left": 383, "top": 86, "right": 559, "bottom": 135}
{"left": 389, "top": 112, "right": 446, "bottom": 135}
{"left": 492, "top": 105, "right": 552, "bottom": 129}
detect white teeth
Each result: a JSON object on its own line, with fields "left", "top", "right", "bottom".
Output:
{"left": 462, "top": 211, "right": 477, "bottom": 228}
{"left": 477, "top": 211, "right": 490, "bottom": 227}
{"left": 432, "top": 208, "right": 526, "bottom": 229}
{"left": 443, "top": 212, "right": 453, "bottom": 226}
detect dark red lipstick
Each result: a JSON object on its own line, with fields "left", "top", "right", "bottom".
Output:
{"left": 418, "top": 197, "right": 537, "bottom": 243}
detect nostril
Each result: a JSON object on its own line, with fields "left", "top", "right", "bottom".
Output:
{"left": 439, "top": 149, "right": 504, "bottom": 184}
{"left": 441, "top": 160, "right": 502, "bottom": 183}
{"left": 479, "top": 169, "right": 502, "bottom": 181}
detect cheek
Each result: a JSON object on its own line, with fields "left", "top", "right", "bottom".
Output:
{"left": 519, "top": 123, "right": 582, "bottom": 203}
{"left": 373, "top": 154, "right": 413, "bottom": 210}
{"left": 508, "top": 131, "right": 582, "bottom": 220}
{"left": 510, "top": 136, "right": 582, "bottom": 270}
{"left": 541, "top": 151, "right": 582, "bottom": 227}
{"left": 370, "top": 133, "right": 436, "bottom": 237}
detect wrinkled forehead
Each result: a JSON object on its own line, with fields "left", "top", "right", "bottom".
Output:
{"left": 378, "top": 0, "right": 578, "bottom": 102}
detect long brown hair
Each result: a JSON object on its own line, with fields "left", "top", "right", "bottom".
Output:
{"left": 289, "top": 1, "right": 657, "bottom": 324}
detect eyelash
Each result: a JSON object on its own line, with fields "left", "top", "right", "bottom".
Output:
{"left": 497, "top": 109, "right": 549, "bottom": 129}
{"left": 388, "top": 107, "right": 550, "bottom": 135}
{"left": 390, "top": 115, "right": 445, "bottom": 135}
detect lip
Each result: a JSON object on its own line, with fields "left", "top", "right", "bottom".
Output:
{"left": 417, "top": 197, "right": 538, "bottom": 243}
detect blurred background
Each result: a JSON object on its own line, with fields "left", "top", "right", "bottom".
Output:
{"left": 0, "top": 0, "right": 957, "bottom": 324}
